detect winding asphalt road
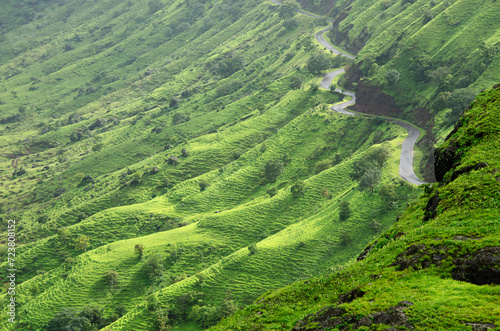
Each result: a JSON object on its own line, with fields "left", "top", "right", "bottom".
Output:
{"left": 272, "top": 0, "right": 426, "bottom": 185}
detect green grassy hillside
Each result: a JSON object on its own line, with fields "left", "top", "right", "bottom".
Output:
{"left": 0, "top": 0, "right": 424, "bottom": 330}
{"left": 211, "top": 84, "right": 500, "bottom": 330}
{"left": 306, "top": 0, "right": 500, "bottom": 180}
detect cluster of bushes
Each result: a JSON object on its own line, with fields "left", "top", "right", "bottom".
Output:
{"left": 350, "top": 146, "right": 390, "bottom": 192}
{"left": 46, "top": 304, "right": 129, "bottom": 330}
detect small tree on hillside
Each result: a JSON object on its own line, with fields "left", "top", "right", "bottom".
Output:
{"left": 307, "top": 53, "right": 331, "bottom": 74}
{"left": 359, "top": 168, "right": 382, "bottom": 192}
{"left": 144, "top": 254, "right": 165, "bottom": 281}
{"left": 385, "top": 69, "right": 400, "bottom": 86}
{"left": 379, "top": 183, "right": 396, "bottom": 202}
{"left": 264, "top": 159, "right": 284, "bottom": 182}
{"left": 289, "top": 74, "right": 305, "bottom": 89}
{"left": 74, "top": 235, "right": 90, "bottom": 251}
{"left": 369, "top": 220, "right": 383, "bottom": 233}
{"left": 339, "top": 201, "right": 351, "bottom": 221}
{"left": 105, "top": 270, "right": 119, "bottom": 287}
{"left": 446, "top": 88, "right": 477, "bottom": 118}
{"left": 248, "top": 244, "right": 257, "bottom": 255}
{"left": 135, "top": 244, "right": 145, "bottom": 259}
{"left": 339, "top": 230, "right": 353, "bottom": 246}
{"left": 291, "top": 180, "right": 305, "bottom": 197}
{"left": 199, "top": 180, "right": 210, "bottom": 191}
{"left": 278, "top": 0, "right": 300, "bottom": 19}
{"left": 45, "top": 308, "right": 91, "bottom": 331}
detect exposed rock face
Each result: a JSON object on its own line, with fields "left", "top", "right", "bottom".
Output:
{"left": 357, "top": 242, "right": 377, "bottom": 261}
{"left": 352, "top": 80, "right": 403, "bottom": 117}
{"left": 453, "top": 247, "right": 500, "bottom": 285}
{"left": 434, "top": 139, "right": 461, "bottom": 182}
{"left": 423, "top": 194, "right": 440, "bottom": 221}
{"left": 293, "top": 301, "right": 414, "bottom": 330}
{"left": 337, "top": 288, "right": 365, "bottom": 304}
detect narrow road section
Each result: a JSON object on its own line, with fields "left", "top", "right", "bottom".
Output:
{"left": 271, "top": 0, "right": 426, "bottom": 185}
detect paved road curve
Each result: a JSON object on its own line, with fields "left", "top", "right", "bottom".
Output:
{"left": 271, "top": 0, "right": 426, "bottom": 185}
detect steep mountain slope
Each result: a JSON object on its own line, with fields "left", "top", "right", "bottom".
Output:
{"left": 0, "top": 0, "right": 423, "bottom": 330}
{"left": 211, "top": 84, "right": 500, "bottom": 330}
{"left": 299, "top": 0, "right": 500, "bottom": 181}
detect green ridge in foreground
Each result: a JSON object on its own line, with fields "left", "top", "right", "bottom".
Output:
{"left": 211, "top": 84, "right": 500, "bottom": 330}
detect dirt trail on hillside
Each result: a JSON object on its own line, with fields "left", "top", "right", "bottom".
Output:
{"left": 271, "top": 0, "right": 425, "bottom": 185}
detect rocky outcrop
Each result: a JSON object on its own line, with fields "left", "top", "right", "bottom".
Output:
{"left": 352, "top": 80, "right": 403, "bottom": 117}
{"left": 453, "top": 247, "right": 500, "bottom": 285}
{"left": 293, "top": 301, "right": 414, "bottom": 330}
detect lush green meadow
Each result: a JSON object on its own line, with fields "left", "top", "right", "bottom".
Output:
{"left": 211, "top": 83, "right": 500, "bottom": 331}
{"left": 0, "top": 0, "right": 423, "bottom": 330}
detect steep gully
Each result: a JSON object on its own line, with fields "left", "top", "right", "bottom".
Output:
{"left": 271, "top": 0, "right": 426, "bottom": 185}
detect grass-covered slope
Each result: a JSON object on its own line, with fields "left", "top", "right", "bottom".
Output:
{"left": 211, "top": 84, "right": 500, "bottom": 330}
{"left": 0, "top": 0, "right": 423, "bottom": 330}
{"left": 301, "top": 0, "right": 500, "bottom": 180}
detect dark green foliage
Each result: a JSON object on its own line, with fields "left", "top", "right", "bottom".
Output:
{"left": 12, "top": 167, "right": 26, "bottom": 177}
{"left": 315, "top": 160, "right": 331, "bottom": 174}
{"left": 199, "top": 180, "right": 210, "bottom": 191}
{"left": 172, "top": 113, "right": 190, "bottom": 125}
{"left": 148, "top": 0, "right": 164, "bottom": 13}
{"left": 188, "top": 305, "right": 220, "bottom": 327}
{"left": 289, "top": 74, "right": 305, "bottom": 90}
{"left": 283, "top": 18, "right": 298, "bottom": 30}
{"left": 79, "top": 305, "right": 104, "bottom": 328}
{"left": 135, "top": 244, "right": 144, "bottom": 259}
{"left": 385, "top": 69, "right": 400, "bottom": 86}
{"left": 267, "top": 187, "right": 278, "bottom": 197}
{"left": 105, "top": 270, "right": 119, "bottom": 287}
{"left": 339, "top": 230, "right": 353, "bottom": 246}
{"left": 428, "top": 66, "right": 453, "bottom": 89}
{"left": 74, "top": 235, "right": 90, "bottom": 251}
{"left": 115, "top": 306, "right": 127, "bottom": 318}
{"left": 70, "top": 131, "right": 83, "bottom": 142}
{"left": 359, "top": 167, "right": 382, "bottom": 192}
{"left": 44, "top": 308, "right": 91, "bottom": 331}
{"left": 278, "top": 0, "right": 300, "bottom": 19}
{"left": 147, "top": 295, "right": 160, "bottom": 311}
{"left": 368, "top": 220, "right": 382, "bottom": 233}
{"left": 310, "top": 83, "right": 319, "bottom": 92}
{"left": 37, "top": 214, "right": 49, "bottom": 224}
{"left": 144, "top": 254, "right": 165, "bottom": 281}
{"left": 338, "top": 201, "right": 351, "bottom": 221}
{"left": 215, "top": 81, "right": 243, "bottom": 98}
{"left": 307, "top": 53, "right": 331, "bottom": 74}
{"left": 169, "top": 96, "right": 181, "bottom": 108}
{"left": 290, "top": 180, "right": 305, "bottom": 197}
{"left": 77, "top": 212, "right": 87, "bottom": 221}
{"left": 379, "top": 183, "right": 396, "bottom": 202}
{"left": 167, "top": 156, "right": 180, "bottom": 165}
{"left": 248, "top": 244, "right": 257, "bottom": 255}
{"left": 264, "top": 159, "right": 284, "bottom": 182}
{"left": 92, "top": 143, "right": 103, "bottom": 152}
{"left": 215, "top": 54, "right": 244, "bottom": 78}
{"left": 446, "top": 88, "right": 477, "bottom": 116}
{"left": 155, "top": 309, "right": 171, "bottom": 330}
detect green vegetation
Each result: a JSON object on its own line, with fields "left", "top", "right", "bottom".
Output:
{"left": 0, "top": 0, "right": 421, "bottom": 329}
{"left": 210, "top": 83, "right": 500, "bottom": 331}
{"left": 323, "top": 0, "right": 500, "bottom": 179}
{"left": 0, "top": 0, "right": 496, "bottom": 329}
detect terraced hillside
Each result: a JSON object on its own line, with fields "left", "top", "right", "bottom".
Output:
{"left": 298, "top": 0, "right": 500, "bottom": 181}
{"left": 211, "top": 83, "right": 500, "bottom": 331}
{"left": 0, "top": 0, "right": 424, "bottom": 330}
